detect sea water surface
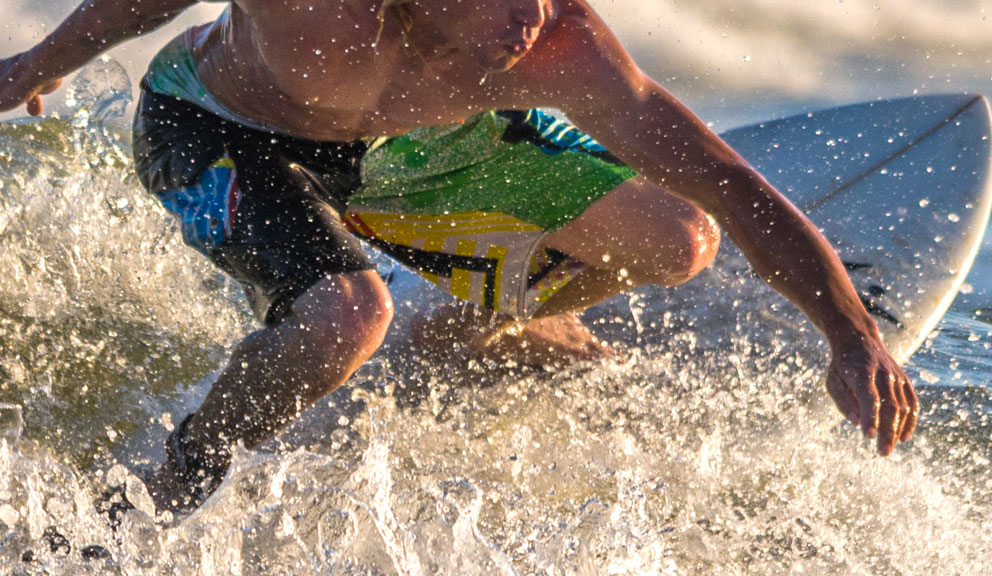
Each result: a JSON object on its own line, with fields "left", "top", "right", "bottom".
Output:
{"left": 0, "top": 2, "right": 991, "bottom": 575}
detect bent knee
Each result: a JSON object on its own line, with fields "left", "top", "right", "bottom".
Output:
{"left": 683, "top": 212, "right": 721, "bottom": 278}
{"left": 630, "top": 211, "right": 721, "bottom": 286}
{"left": 290, "top": 270, "right": 394, "bottom": 359}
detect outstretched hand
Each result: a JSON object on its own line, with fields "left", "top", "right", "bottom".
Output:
{"left": 0, "top": 54, "right": 63, "bottom": 117}
{"left": 825, "top": 334, "right": 919, "bottom": 455}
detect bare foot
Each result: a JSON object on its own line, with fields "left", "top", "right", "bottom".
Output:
{"left": 410, "top": 304, "right": 613, "bottom": 367}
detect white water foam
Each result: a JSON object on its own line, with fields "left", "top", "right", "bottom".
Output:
{"left": 0, "top": 63, "right": 989, "bottom": 575}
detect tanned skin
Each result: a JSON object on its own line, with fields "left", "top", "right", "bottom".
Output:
{"left": 1, "top": 0, "right": 917, "bottom": 509}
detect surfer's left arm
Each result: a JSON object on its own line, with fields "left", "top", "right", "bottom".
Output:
{"left": 0, "top": 0, "right": 198, "bottom": 116}
{"left": 544, "top": 5, "right": 917, "bottom": 456}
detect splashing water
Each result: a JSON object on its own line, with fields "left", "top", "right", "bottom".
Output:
{"left": 0, "top": 60, "right": 252, "bottom": 467}
{"left": 0, "top": 62, "right": 989, "bottom": 575}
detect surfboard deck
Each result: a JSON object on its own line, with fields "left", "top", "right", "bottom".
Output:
{"left": 380, "top": 94, "right": 992, "bottom": 364}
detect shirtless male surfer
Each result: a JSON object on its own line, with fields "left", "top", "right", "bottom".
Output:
{"left": 0, "top": 0, "right": 919, "bottom": 513}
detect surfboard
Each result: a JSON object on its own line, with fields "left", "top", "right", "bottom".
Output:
{"left": 718, "top": 94, "right": 992, "bottom": 362}
{"left": 381, "top": 94, "right": 992, "bottom": 364}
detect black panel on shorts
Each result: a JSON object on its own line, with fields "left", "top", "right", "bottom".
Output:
{"left": 132, "top": 81, "right": 375, "bottom": 324}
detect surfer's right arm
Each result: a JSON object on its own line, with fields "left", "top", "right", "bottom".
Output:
{"left": 537, "top": 1, "right": 917, "bottom": 456}
{"left": 0, "top": 0, "right": 199, "bottom": 116}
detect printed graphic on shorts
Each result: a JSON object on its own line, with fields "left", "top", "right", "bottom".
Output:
{"left": 497, "top": 109, "right": 626, "bottom": 165}
{"left": 353, "top": 111, "right": 637, "bottom": 231}
{"left": 523, "top": 248, "right": 589, "bottom": 317}
{"left": 344, "top": 209, "right": 576, "bottom": 318}
{"left": 145, "top": 35, "right": 209, "bottom": 103}
{"left": 155, "top": 157, "right": 240, "bottom": 256}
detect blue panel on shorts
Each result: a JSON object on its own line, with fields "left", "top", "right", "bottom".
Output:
{"left": 155, "top": 164, "right": 239, "bottom": 256}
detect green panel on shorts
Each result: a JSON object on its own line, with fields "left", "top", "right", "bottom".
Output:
{"left": 350, "top": 111, "right": 638, "bottom": 231}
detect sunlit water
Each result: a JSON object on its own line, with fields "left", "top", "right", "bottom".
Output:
{"left": 0, "top": 62, "right": 989, "bottom": 575}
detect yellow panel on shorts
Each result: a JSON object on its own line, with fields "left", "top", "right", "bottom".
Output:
{"left": 450, "top": 240, "right": 478, "bottom": 301}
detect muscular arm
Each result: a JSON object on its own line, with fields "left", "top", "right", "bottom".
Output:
{"left": 0, "top": 0, "right": 199, "bottom": 115}
{"left": 542, "top": 4, "right": 917, "bottom": 455}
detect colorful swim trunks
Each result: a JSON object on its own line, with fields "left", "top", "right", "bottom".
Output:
{"left": 133, "top": 25, "right": 638, "bottom": 324}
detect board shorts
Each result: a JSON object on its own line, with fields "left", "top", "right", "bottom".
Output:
{"left": 133, "top": 25, "right": 638, "bottom": 325}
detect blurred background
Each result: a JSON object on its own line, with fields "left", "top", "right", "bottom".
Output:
{"left": 0, "top": 3, "right": 990, "bottom": 573}
{"left": 2, "top": 0, "right": 991, "bottom": 127}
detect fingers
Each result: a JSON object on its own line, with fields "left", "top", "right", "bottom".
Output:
{"left": 852, "top": 370, "right": 880, "bottom": 439}
{"left": 875, "top": 371, "right": 901, "bottom": 456}
{"left": 24, "top": 78, "right": 61, "bottom": 117}
{"left": 826, "top": 367, "right": 860, "bottom": 427}
{"left": 26, "top": 94, "right": 42, "bottom": 117}
{"left": 829, "top": 341, "right": 920, "bottom": 456}
{"left": 873, "top": 366, "right": 918, "bottom": 455}
{"left": 900, "top": 376, "right": 919, "bottom": 442}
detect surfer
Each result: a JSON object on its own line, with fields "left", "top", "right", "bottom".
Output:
{"left": 0, "top": 0, "right": 919, "bottom": 513}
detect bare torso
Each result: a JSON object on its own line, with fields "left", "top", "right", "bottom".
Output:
{"left": 195, "top": 0, "right": 579, "bottom": 140}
